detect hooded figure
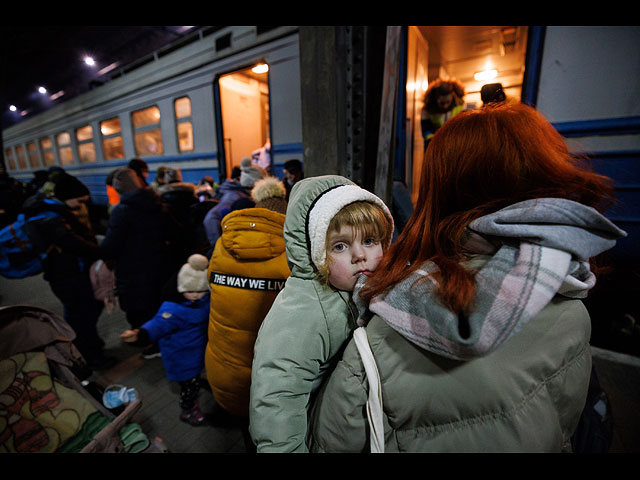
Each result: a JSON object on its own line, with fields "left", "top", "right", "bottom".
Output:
{"left": 249, "top": 175, "right": 394, "bottom": 453}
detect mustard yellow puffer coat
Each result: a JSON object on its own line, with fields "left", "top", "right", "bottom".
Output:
{"left": 205, "top": 207, "right": 290, "bottom": 416}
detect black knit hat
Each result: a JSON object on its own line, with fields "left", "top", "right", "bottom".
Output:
{"left": 54, "top": 173, "right": 90, "bottom": 201}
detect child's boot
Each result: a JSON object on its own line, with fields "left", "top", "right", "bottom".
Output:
{"left": 180, "top": 401, "right": 206, "bottom": 426}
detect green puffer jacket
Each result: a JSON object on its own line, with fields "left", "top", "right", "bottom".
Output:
{"left": 250, "top": 175, "right": 383, "bottom": 452}
{"left": 307, "top": 295, "right": 592, "bottom": 452}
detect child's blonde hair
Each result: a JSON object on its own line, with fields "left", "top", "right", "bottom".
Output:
{"left": 316, "top": 201, "right": 393, "bottom": 285}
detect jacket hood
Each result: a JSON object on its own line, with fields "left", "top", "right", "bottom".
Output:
{"left": 357, "top": 197, "right": 627, "bottom": 361}
{"left": 157, "top": 182, "right": 196, "bottom": 197}
{"left": 217, "top": 179, "right": 246, "bottom": 197}
{"left": 221, "top": 207, "right": 286, "bottom": 261}
{"left": 284, "top": 175, "right": 393, "bottom": 280}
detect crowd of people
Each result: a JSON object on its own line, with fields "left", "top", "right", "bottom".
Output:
{"left": 1, "top": 98, "right": 628, "bottom": 453}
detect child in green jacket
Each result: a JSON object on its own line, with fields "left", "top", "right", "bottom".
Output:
{"left": 249, "top": 175, "right": 394, "bottom": 452}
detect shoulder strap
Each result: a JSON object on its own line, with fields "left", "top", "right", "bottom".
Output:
{"left": 353, "top": 326, "right": 385, "bottom": 453}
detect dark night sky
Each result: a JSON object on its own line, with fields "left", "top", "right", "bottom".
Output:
{"left": 1, "top": 26, "right": 202, "bottom": 130}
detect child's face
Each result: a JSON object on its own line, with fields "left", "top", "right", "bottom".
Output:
{"left": 326, "top": 225, "right": 384, "bottom": 291}
{"left": 183, "top": 291, "right": 207, "bottom": 301}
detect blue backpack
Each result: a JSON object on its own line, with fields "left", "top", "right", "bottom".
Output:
{"left": 0, "top": 211, "right": 59, "bottom": 279}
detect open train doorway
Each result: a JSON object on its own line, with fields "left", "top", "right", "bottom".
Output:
{"left": 216, "top": 63, "right": 271, "bottom": 180}
{"left": 402, "top": 26, "right": 529, "bottom": 204}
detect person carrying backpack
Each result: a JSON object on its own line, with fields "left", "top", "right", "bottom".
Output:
{"left": 23, "top": 172, "right": 114, "bottom": 370}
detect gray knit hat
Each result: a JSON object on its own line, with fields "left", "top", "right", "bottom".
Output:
{"left": 240, "top": 157, "right": 266, "bottom": 188}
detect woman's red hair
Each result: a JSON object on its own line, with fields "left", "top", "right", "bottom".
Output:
{"left": 360, "top": 103, "right": 615, "bottom": 314}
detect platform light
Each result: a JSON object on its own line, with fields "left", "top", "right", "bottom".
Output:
{"left": 474, "top": 69, "right": 498, "bottom": 81}
{"left": 252, "top": 63, "right": 269, "bottom": 74}
{"left": 38, "top": 86, "right": 47, "bottom": 94}
{"left": 84, "top": 56, "right": 96, "bottom": 66}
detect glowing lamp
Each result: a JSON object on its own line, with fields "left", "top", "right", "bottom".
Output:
{"left": 474, "top": 69, "right": 498, "bottom": 81}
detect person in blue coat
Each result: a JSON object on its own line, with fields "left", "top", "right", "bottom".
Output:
{"left": 120, "top": 254, "right": 211, "bottom": 426}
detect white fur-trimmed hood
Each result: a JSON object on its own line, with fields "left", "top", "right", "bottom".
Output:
{"left": 308, "top": 184, "right": 393, "bottom": 268}
{"left": 283, "top": 175, "right": 393, "bottom": 278}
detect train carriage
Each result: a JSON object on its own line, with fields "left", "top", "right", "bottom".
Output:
{"left": 3, "top": 25, "right": 638, "bottom": 292}
{"left": 2, "top": 26, "right": 303, "bottom": 205}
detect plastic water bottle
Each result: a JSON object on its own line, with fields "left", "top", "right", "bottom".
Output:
{"left": 102, "top": 384, "right": 138, "bottom": 409}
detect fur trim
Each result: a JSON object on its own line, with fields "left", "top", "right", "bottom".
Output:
{"left": 308, "top": 185, "right": 394, "bottom": 268}
{"left": 252, "top": 177, "right": 286, "bottom": 203}
{"left": 157, "top": 182, "right": 196, "bottom": 196}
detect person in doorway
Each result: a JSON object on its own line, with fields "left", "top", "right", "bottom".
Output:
{"left": 249, "top": 175, "right": 394, "bottom": 453}
{"left": 306, "top": 103, "right": 627, "bottom": 453}
{"left": 421, "top": 78, "right": 466, "bottom": 147}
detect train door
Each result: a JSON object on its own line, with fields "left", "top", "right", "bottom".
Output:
{"left": 400, "top": 26, "right": 529, "bottom": 202}
{"left": 215, "top": 63, "right": 271, "bottom": 180}
{"left": 404, "top": 27, "right": 430, "bottom": 205}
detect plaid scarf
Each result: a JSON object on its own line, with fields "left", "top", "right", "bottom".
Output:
{"left": 354, "top": 198, "right": 627, "bottom": 361}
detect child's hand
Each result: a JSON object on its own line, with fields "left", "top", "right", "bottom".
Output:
{"left": 120, "top": 329, "right": 139, "bottom": 343}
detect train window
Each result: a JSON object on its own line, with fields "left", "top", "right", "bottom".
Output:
{"left": 16, "top": 145, "right": 27, "bottom": 169}
{"left": 175, "top": 97, "right": 193, "bottom": 152}
{"left": 5, "top": 148, "right": 16, "bottom": 171}
{"left": 27, "top": 142, "right": 40, "bottom": 168}
{"left": 132, "top": 106, "right": 161, "bottom": 127}
{"left": 39, "top": 137, "right": 56, "bottom": 166}
{"left": 175, "top": 97, "right": 191, "bottom": 118}
{"left": 217, "top": 64, "right": 270, "bottom": 177}
{"left": 76, "top": 125, "right": 96, "bottom": 163}
{"left": 56, "top": 132, "right": 74, "bottom": 165}
{"left": 101, "top": 117, "right": 125, "bottom": 160}
{"left": 132, "top": 106, "right": 163, "bottom": 155}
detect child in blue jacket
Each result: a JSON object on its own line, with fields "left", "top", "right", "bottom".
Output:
{"left": 121, "top": 254, "right": 210, "bottom": 425}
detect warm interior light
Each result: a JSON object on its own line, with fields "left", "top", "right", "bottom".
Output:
{"left": 474, "top": 69, "right": 498, "bottom": 81}
{"left": 50, "top": 90, "right": 64, "bottom": 100}
{"left": 252, "top": 63, "right": 269, "bottom": 74}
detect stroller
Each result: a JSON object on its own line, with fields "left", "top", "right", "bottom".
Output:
{"left": 0, "top": 305, "right": 167, "bottom": 453}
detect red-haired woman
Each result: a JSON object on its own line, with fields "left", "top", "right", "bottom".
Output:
{"left": 307, "top": 103, "right": 626, "bottom": 453}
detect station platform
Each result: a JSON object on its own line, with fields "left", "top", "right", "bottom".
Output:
{"left": 1, "top": 272, "right": 638, "bottom": 453}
